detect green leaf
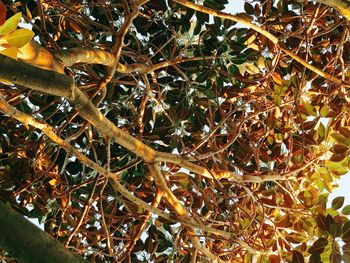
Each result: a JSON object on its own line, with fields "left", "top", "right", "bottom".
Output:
{"left": 331, "top": 133, "right": 350, "bottom": 145}
{"left": 7, "top": 28, "right": 34, "bottom": 48}
{"left": 244, "top": 2, "right": 255, "bottom": 15}
{"left": 303, "top": 102, "right": 317, "bottom": 116}
{"left": 204, "top": 0, "right": 225, "bottom": 10}
{"left": 228, "top": 64, "right": 239, "bottom": 75}
{"left": 320, "top": 105, "right": 329, "bottom": 117}
{"left": 196, "top": 71, "right": 209, "bottom": 83}
{"left": 342, "top": 205, "right": 350, "bottom": 215}
{"left": 0, "top": 12, "right": 21, "bottom": 35}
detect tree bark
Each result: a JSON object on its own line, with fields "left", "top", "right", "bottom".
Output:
{"left": 0, "top": 201, "right": 86, "bottom": 263}
{"left": 0, "top": 54, "right": 75, "bottom": 99}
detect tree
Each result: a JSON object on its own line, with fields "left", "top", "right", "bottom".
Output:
{"left": 0, "top": 0, "right": 350, "bottom": 262}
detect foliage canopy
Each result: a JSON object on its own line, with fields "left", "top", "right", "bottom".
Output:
{"left": 1, "top": 0, "right": 350, "bottom": 262}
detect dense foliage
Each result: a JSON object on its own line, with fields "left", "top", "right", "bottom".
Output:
{"left": 1, "top": 0, "right": 350, "bottom": 262}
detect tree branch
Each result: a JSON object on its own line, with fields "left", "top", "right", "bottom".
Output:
{"left": 0, "top": 53, "right": 319, "bottom": 185}
{"left": 147, "top": 163, "right": 229, "bottom": 263}
{"left": 0, "top": 201, "right": 86, "bottom": 263}
{"left": 0, "top": 94, "right": 233, "bottom": 241}
{"left": 0, "top": 53, "right": 75, "bottom": 99}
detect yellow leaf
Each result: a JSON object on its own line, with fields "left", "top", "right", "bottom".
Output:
{"left": 247, "top": 43, "right": 260, "bottom": 51}
{"left": 8, "top": 28, "right": 34, "bottom": 48}
{"left": 245, "top": 63, "right": 260, "bottom": 74}
{"left": 49, "top": 178, "right": 57, "bottom": 186}
{"left": 244, "top": 34, "right": 256, "bottom": 46}
{"left": 60, "top": 196, "right": 68, "bottom": 208}
{"left": 26, "top": 4, "right": 32, "bottom": 21}
{"left": 257, "top": 56, "right": 266, "bottom": 69}
{"left": 274, "top": 107, "right": 281, "bottom": 118}
{"left": 0, "top": 12, "right": 22, "bottom": 35}
{"left": 0, "top": 47, "right": 17, "bottom": 59}
{"left": 172, "top": 172, "right": 190, "bottom": 187}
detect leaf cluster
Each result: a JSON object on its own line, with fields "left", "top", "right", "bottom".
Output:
{"left": 1, "top": 0, "right": 350, "bottom": 262}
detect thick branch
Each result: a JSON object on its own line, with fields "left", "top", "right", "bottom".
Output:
{"left": 0, "top": 54, "right": 75, "bottom": 99}
{"left": 57, "top": 48, "right": 115, "bottom": 67}
{"left": 0, "top": 201, "right": 86, "bottom": 263}
{"left": 18, "top": 40, "right": 64, "bottom": 73}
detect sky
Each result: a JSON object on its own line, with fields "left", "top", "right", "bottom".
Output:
{"left": 225, "top": 0, "right": 350, "bottom": 206}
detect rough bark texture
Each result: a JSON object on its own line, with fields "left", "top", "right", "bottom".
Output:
{"left": 0, "top": 201, "right": 86, "bottom": 263}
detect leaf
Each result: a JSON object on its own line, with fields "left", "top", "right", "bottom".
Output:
{"left": 48, "top": 178, "right": 58, "bottom": 186}
{"left": 331, "top": 196, "right": 345, "bottom": 210}
{"left": 272, "top": 72, "right": 282, "bottom": 85}
{"left": 244, "top": 34, "right": 256, "bottom": 46}
{"left": 292, "top": 250, "right": 305, "bottom": 263}
{"left": 172, "top": 172, "right": 190, "bottom": 187}
{"left": 330, "top": 221, "right": 342, "bottom": 237}
{"left": 204, "top": 0, "right": 225, "bottom": 10}
{"left": 342, "top": 221, "right": 350, "bottom": 243}
{"left": 245, "top": 63, "right": 260, "bottom": 74}
{"left": 0, "top": 12, "right": 21, "bottom": 35}
{"left": 330, "top": 144, "right": 348, "bottom": 155}
{"left": 329, "top": 153, "right": 346, "bottom": 162}
{"left": 330, "top": 252, "right": 342, "bottom": 263}
{"left": 257, "top": 56, "right": 266, "bottom": 69}
{"left": 326, "top": 214, "right": 335, "bottom": 233}
{"left": 268, "top": 254, "right": 280, "bottom": 263}
{"left": 244, "top": 2, "right": 255, "bottom": 15}
{"left": 303, "top": 102, "right": 317, "bottom": 116}
{"left": 7, "top": 28, "right": 34, "bottom": 48}
{"left": 25, "top": 4, "right": 32, "bottom": 21}
{"left": 316, "top": 214, "right": 327, "bottom": 231}
{"left": 196, "top": 71, "right": 209, "bottom": 83}
{"left": 320, "top": 105, "right": 329, "bottom": 117}
{"left": 339, "top": 127, "right": 350, "bottom": 138}
{"left": 342, "top": 205, "right": 350, "bottom": 215}
{"left": 309, "top": 254, "right": 321, "bottom": 263}
{"left": 0, "top": 0, "right": 6, "bottom": 26}
{"left": 331, "top": 133, "right": 350, "bottom": 145}
{"left": 308, "top": 238, "right": 328, "bottom": 255}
